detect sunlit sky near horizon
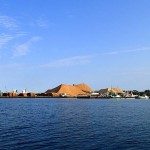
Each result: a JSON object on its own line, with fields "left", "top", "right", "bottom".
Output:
{"left": 0, "top": 0, "right": 150, "bottom": 92}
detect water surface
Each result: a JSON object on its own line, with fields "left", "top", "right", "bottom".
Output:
{"left": 1, "top": 98, "right": 150, "bottom": 150}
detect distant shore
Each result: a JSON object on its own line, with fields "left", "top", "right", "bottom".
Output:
{"left": 1, "top": 83, "right": 150, "bottom": 99}
{"left": 0, "top": 96, "right": 143, "bottom": 99}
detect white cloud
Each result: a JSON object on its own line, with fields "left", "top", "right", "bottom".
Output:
{"left": 0, "top": 15, "right": 18, "bottom": 29}
{"left": 13, "top": 36, "right": 42, "bottom": 57}
{"left": 0, "top": 32, "right": 27, "bottom": 50}
{"left": 42, "top": 55, "right": 92, "bottom": 68}
{"left": 36, "top": 18, "right": 48, "bottom": 28}
{"left": 0, "top": 63, "right": 22, "bottom": 69}
{"left": 30, "top": 18, "right": 49, "bottom": 28}
{"left": 0, "top": 34, "right": 14, "bottom": 49}
{"left": 15, "top": 32, "right": 28, "bottom": 37}
{"left": 104, "top": 47, "right": 150, "bottom": 55}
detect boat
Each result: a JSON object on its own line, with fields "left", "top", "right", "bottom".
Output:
{"left": 136, "top": 95, "right": 149, "bottom": 99}
{"left": 110, "top": 94, "right": 122, "bottom": 98}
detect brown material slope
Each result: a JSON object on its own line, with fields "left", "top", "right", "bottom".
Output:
{"left": 46, "top": 84, "right": 86, "bottom": 96}
{"left": 109, "top": 88, "right": 124, "bottom": 93}
{"left": 99, "top": 88, "right": 124, "bottom": 94}
{"left": 74, "top": 83, "right": 93, "bottom": 93}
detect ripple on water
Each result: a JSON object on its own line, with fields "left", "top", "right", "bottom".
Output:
{"left": 1, "top": 98, "right": 150, "bottom": 150}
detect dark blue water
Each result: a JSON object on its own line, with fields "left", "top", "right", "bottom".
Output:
{"left": 1, "top": 98, "right": 150, "bottom": 150}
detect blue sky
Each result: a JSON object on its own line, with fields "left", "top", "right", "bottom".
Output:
{"left": 0, "top": 0, "right": 150, "bottom": 92}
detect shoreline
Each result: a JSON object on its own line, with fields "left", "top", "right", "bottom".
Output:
{"left": 0, "top": 96, "right": 141, "bottom": 99}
